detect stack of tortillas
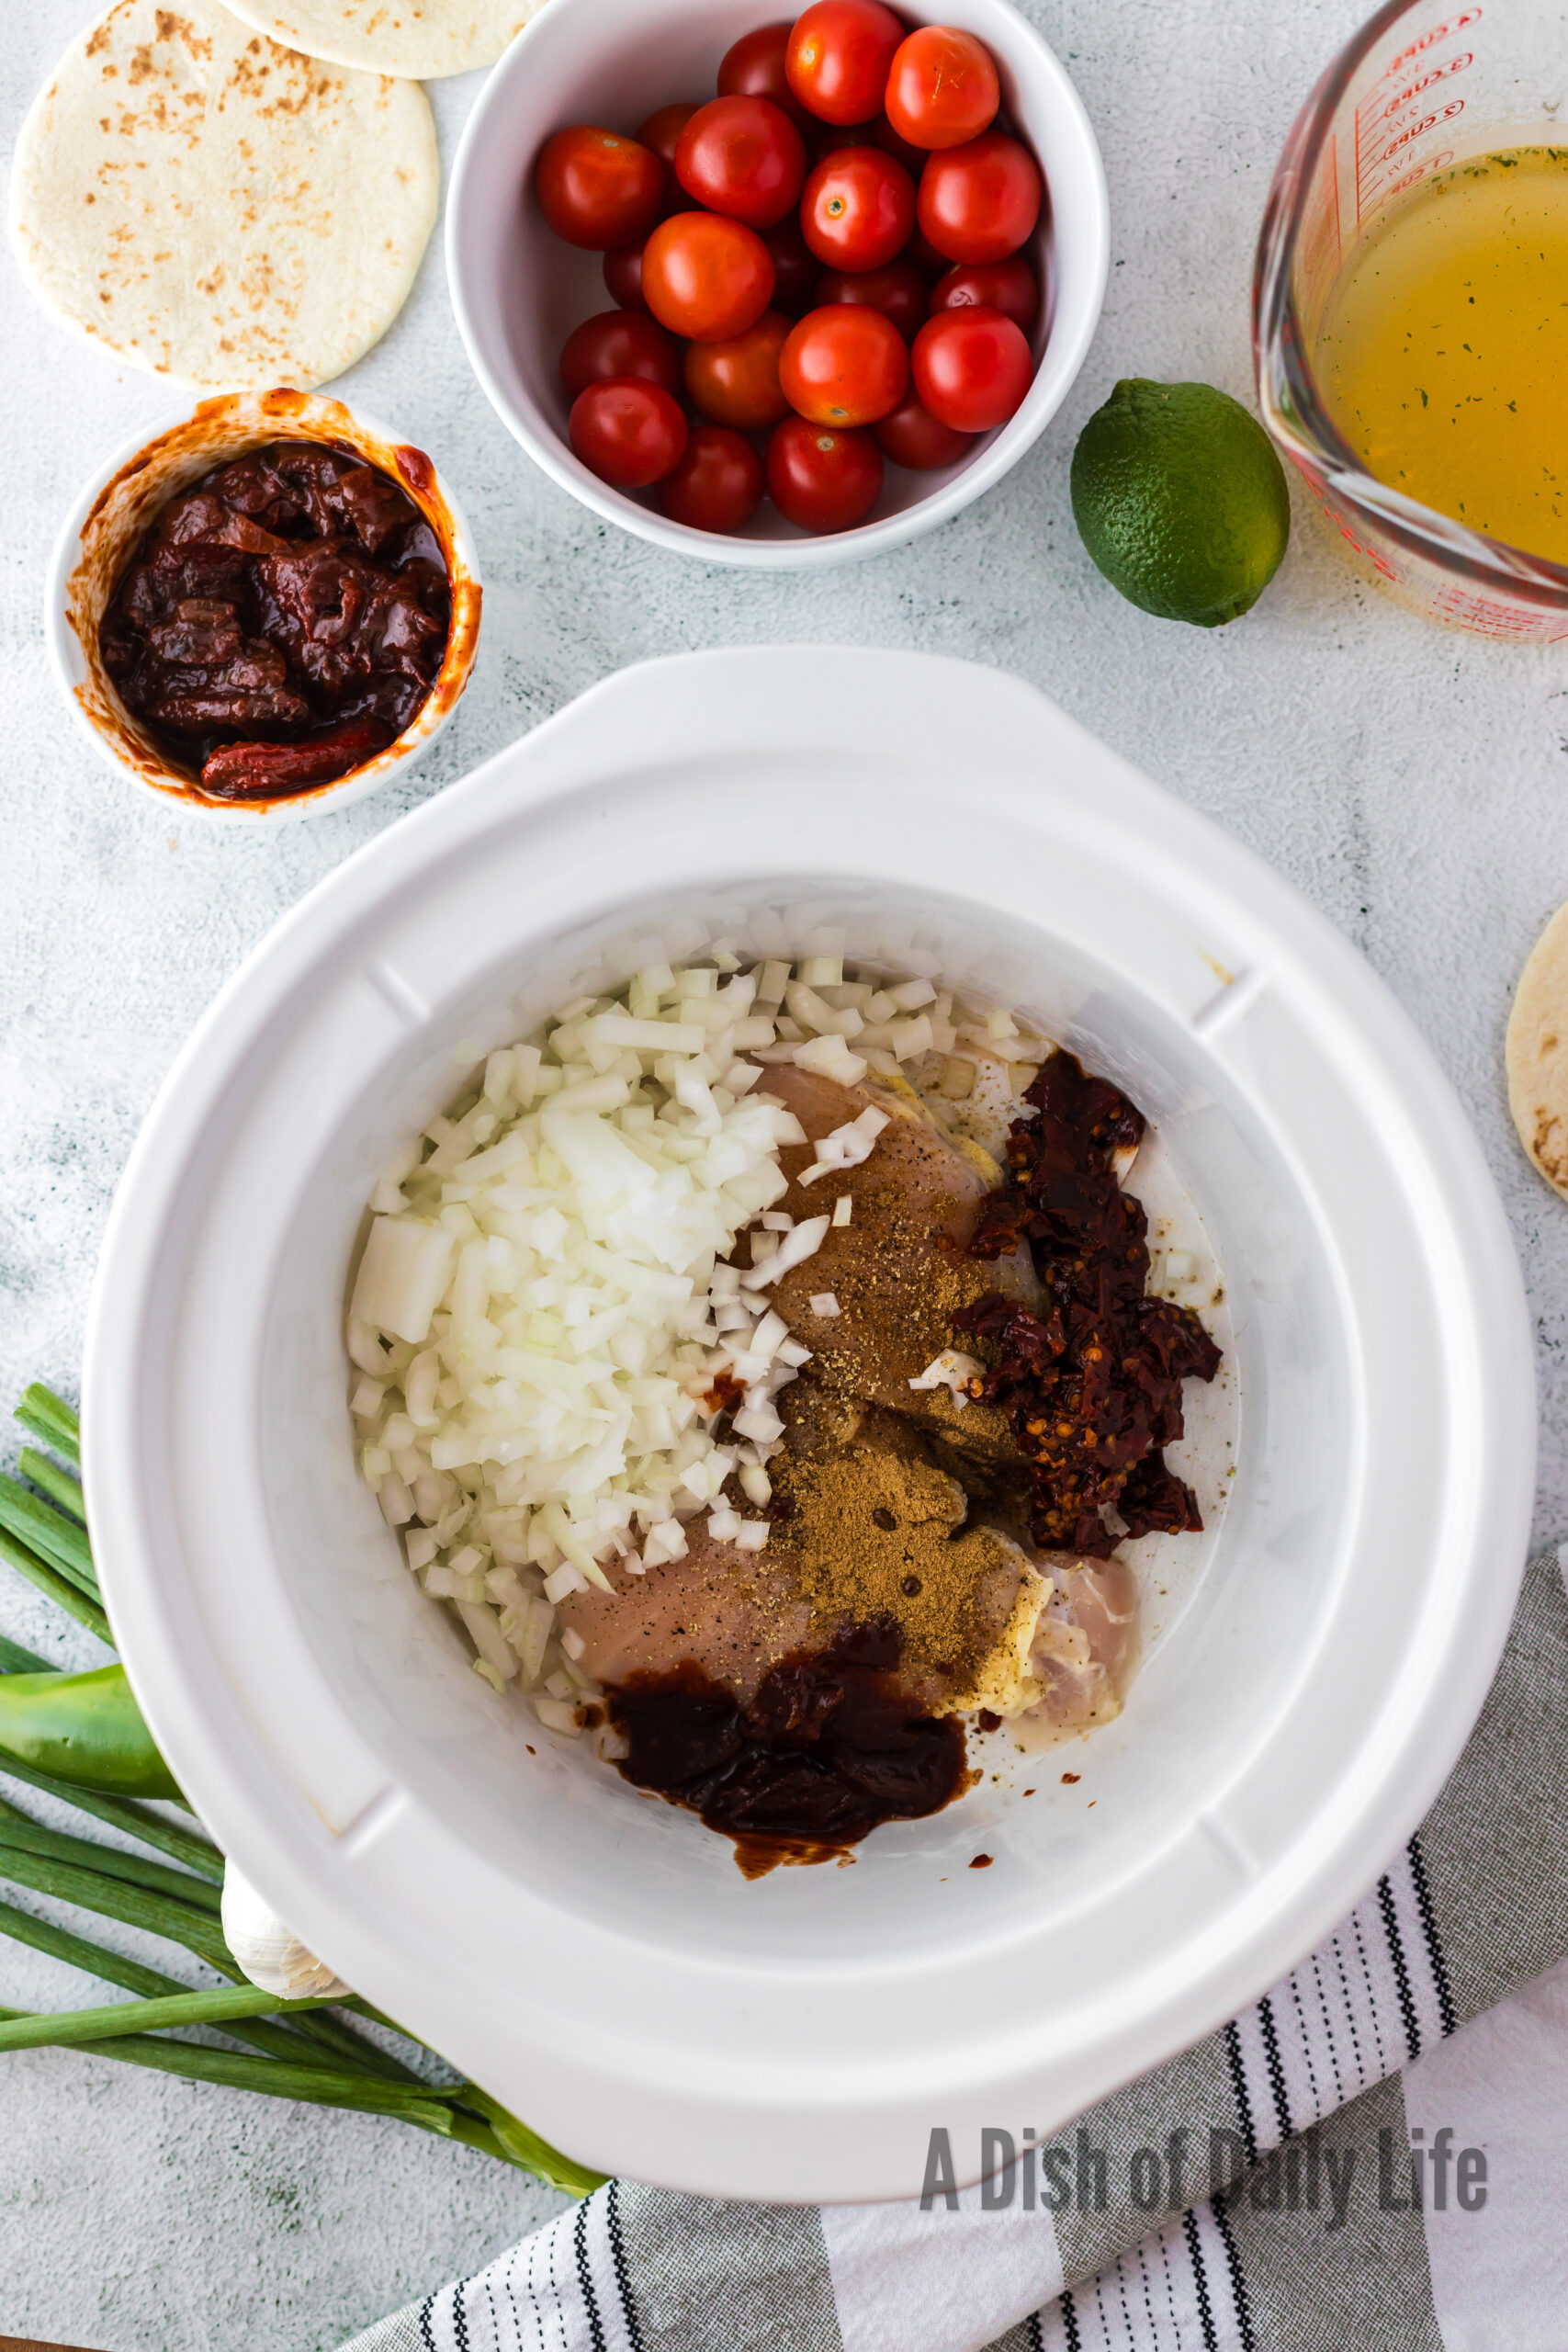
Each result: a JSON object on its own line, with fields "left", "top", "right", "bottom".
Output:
{"left": 7, "top": 0, "right": 536, "bottom": 396}
{"left": 1508, "top": 902, "right": 1568, "bottom": 1200}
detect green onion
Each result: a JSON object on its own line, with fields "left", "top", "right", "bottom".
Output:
{"left": 0, "top": 1892, "right": 360, "bottom": 2070}
{"left": 0, "top": 2005, "right": 473, "bottom": 2125}
{"left": 461, "top": 2086, "right": 609, "bottom": 2196}
{"left": 0, "top": 1758, "right": 222, "bottom": 1879}
{"left": 0, "top": 1529, "right": 110, "bottom": 1646}
{"left": 17, "top": 1449, "right": 86, "bottom": 1527}
{"left": 1, "top": 1844, "right": 430, "bottom": 2088}
{"left": 0, "top": 1634, "right": 52, "bottom": 1675}
{"left": 0, "top": 1836, "right": 428, "bottom": 2084}
{"left": 0, "top": 1379, "right": 596, "bottom": 2193}
{"left": 0, "top": 1798, "right": 223, "bottom": 1912}
{"left": 0, "top": 1982, "right": 344, "bottom": 2052}
{"left": 0, "top": 1474, "right": 98, "bottom": 1598}
{"left": 0, "top": 1844, "right": 412, "bottom": 2079}
{"left": 0, "top": 1842, "right": 232, "bottom": 1972}
{"left": 14, "top": 1386, "right": 80, "bottom": 1466}
{"left": 0, "top": 1836, "right": 586, "bottom": 2177}
{"left": 0, "top": 1888, "right": 199, "bottom": 2001}
{"left": 0, "top": 1910, "right": 586, "bottom": 2179}
{"left": 0, "top": 1997, "right": 563, "bottom": 2173}
{"left": 268, "top": 1996, "right": 429, "bottom": 2086}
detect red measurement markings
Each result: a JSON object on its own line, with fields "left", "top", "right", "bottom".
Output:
{"left": 1384, "top": 7, "right": 1483, "bottom": 76}
{"left": 1299, "top": 132, "right": 1342, "bottom": 311}
{"left": 1376, "top": 51, "right": 1472, "bottom": 121}
{"left": 1386, "top": 146, "right": 1454, "bottom": 201}
{"left": 1353, "top": 13, "right": 1479, "bottom": 224}
{"left": 1292, "top": 458, "right": 1400, "bottom": 580}
{"left": 1433, "top": 582, "right": 1568, "bottom": 639}
{"left": 1358, "top": 92, "right": 1466, "bottom": 217}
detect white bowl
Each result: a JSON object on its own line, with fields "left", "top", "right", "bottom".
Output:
{"left": 84, "top": 647, "right": 1533, "bottom": 2199}
{"left": 45, "top": 389, "right": 483, "bottom": 823}
{"left": 446, "top": 0, "right": 1109, "bottom": 567}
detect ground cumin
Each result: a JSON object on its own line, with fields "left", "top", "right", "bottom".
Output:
{"left": 751, "top": 1117, "right": 1038, "bottom": 1697}
{"left": 790, "top": 1171, "right": 984, "bottom": 1402}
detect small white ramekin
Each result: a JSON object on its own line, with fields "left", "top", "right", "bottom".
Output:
{"left": 45, "top": 388, "right": 483, "bottom": 823}
{"left": 446, "top": 0, "right": 1110, "bottom": 567}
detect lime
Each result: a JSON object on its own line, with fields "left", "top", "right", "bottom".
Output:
{"left": 1070, "top": 379, "right": 1292, "bottom": 628}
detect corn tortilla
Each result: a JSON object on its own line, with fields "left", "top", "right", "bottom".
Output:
{"left": 220, "top": 0, "right": 543, "bottom": 76}
{"left": 9, "top": 0, "right": 437, "bottom": 393}
{"left": 1507, "top": 899, "right": 1568, "bottom": 1201}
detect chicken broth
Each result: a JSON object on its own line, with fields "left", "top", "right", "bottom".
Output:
{"left": 1314, "top": 148, "right": 1568, "bottom": 561}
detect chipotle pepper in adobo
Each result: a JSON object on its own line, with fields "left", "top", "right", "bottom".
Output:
{"left": 609, "top": 1617, "right": 966, "bottom": 1874}
{"left": 956, "top": 1050, "right": 1222, "bottom": 1556}
{"left": 99, "top": 440, "right": 450, "bottom": 803}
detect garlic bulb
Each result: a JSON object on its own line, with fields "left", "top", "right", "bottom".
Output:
{"left": 220, "top": 1861, "right": 352, "bottom": 1999}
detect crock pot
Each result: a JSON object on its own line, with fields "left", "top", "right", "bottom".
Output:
{"left": 83, "top": 647, "right": 1534, "bottom": 2199}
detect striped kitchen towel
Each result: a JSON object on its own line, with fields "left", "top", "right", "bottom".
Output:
{"left": 342, "top": 1545, "right": 1568, "bottom": 2352}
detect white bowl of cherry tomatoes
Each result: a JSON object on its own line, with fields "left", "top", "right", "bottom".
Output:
{"left": 446, "top": 0, "right": 1108, "bottom": 563}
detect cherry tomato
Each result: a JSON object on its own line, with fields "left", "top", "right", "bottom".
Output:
{"left": 660, "top": 425, "right": 766, "bottom": 531}
{"left": 675, "top": 96, "right": 807, "bottom": 230}
{"left": 871, "top": 112, "right": 929, "bottom": 175}
{"left": 911, "top": 304, "right": 1032, "bottom": 431}
{"left": 885, "top": 27, "right": 999, "bottom": 150}
{"left": 569, "top": 378, "right": 688, "bottom": 488}
{"left": 560, "top": 311, "right": 682, "bottom": 400}
{"left": 536, "top": 126, "right": 663, "bottom": 251}
{"left": 928, "top": 254, "right": 1039, "bottom": 333}
{"left": 762, "top": 214, "right": 820, "bottom": 312}
{"left": 917, "top": 131, "right": 1043, "bottom": 265}
{"left": 767, "top": 415, "right": 883, "bottom": 529}
{"left": 800, "top": 147, "right": 915, "bottom": 271}
{"left": 814, "top": 259, "right": 930, "bottom": 341}
{"left": 603, "top": 238, "right": 649, "bottom": 311}
{"left": 684, "top": 309, "right": 793, "bottom": 429}
{"left": 780, "top": 303, "right": 908, "bottom": 425}
{"left": 637, "top": 102, "right": 703, "bottom": 211}
{"left": 785, "top": 0, "right": 904, "bottom": 128}
{"left": 642, "top": 211, "right": 776, "bottom": 340}
{"left": 874, "top": 390, "right": 971, "bottom": 468}
{"left": 718, "top": 22, "right": 812, "bottom": 131}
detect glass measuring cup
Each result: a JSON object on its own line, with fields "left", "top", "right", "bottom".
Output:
{"left": 1256, "top": 0, "right": 1568, "bottom": 639}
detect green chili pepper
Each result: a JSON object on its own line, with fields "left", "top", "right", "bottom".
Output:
{"left": 0, "top": 1666, "right": 181, "bottom": 1803}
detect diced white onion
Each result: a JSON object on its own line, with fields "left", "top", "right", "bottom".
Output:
{"left": 533, "top": 1696, "right": 581, "bottom": 1735}
{"left": 908, "top": 1348, "right": 986, "bottom": 1407}
{"left": 740, "top": 1215, "right": 830, "bottom": 1289}
{"left": 888, "top": 978, "right": 936, "bottom": 1011}
{"left": 793, "top": 1033, "right": 868, "bottom": 1085}
{"left": 351, "top": 1218, "right": 455, "bottom": 1345}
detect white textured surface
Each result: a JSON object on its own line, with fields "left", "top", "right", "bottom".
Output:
{"left": 1, "top": 0, "right": 1566, "bottom": 2345}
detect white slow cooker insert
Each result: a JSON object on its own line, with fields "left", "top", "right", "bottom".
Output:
{"left": 85, "top": 650, "right": 1534, "bottom": 2199}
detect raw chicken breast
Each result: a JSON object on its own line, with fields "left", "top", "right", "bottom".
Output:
{"left": 1021, "top": 1556, "right": 1141, "bottom": 1742}
{"left": 558, "top": 1533, "right": 812, "bottom": 1703}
